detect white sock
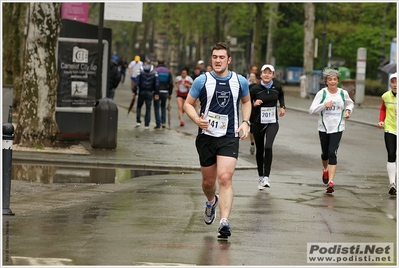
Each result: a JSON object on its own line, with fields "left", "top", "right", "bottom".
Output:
{"left": 387, "top": 162, "right": 396, "bottom": 185}
{"left": 207, "top": 197, "right": 215, "bottom": 206}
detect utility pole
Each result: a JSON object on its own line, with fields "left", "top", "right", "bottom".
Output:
{"left": 321, "top": 3, "right": 327, "bottom": 70}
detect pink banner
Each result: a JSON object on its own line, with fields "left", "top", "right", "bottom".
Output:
{"left": 61, "top": 3, "right": 88, "bottom": 23}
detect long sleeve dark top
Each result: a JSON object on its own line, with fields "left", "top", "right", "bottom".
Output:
{"left": 249, "top": 79, "right": 285, "bottom": 124}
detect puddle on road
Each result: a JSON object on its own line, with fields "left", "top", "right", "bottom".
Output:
{"left": 11, "top": 164, "right": 188, "bottom": 184}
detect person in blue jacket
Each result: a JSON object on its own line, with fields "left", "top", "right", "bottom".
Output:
{"left": 133, "top": 60, "right": 160, "bottom": 129}
{"left": 154, "top": 59, "right": 174, "bottom": 129}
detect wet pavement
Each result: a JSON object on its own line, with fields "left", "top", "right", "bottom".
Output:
{"left": 3, "top": 81, "right": 396, "bottom": 266}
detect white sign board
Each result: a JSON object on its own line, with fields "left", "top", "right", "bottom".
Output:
{"left": 104, "top": 2, "right": 143, "bottom": 22}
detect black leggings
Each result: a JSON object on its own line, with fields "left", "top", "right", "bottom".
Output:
{"left": 319, "top": 131, "right": 342, "bottom": 165}
{"left": 384, "top": 132, "right": 397, "bottom": 163}
{"left": 252, "top": 122, "right": 279, "bottom": 177}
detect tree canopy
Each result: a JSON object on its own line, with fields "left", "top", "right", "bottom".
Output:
{"left": 92, "top": 2, "right": 396, "bottom": 79}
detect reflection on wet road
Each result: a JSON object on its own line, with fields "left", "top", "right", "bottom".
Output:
{"left": 12, "top": 163, "right": 185, "bottom": 184}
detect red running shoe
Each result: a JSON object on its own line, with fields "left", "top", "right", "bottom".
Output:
{"left": 326, "top": 181, "right": 334, "bottom": 193}
{"left": 180, "top": 121, "right": 185, "bottom": 126}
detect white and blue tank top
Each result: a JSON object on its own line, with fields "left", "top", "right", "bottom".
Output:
{"left": 189, "top": 71, "right": 249, "bottom": 137}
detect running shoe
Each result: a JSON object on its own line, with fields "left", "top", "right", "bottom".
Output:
{"left": 136, "top": 123, "right": 141, "bottom": 128}
{"left": 258, "top": 176, "right": 270, "bottom": 190}
{"left": 217, "top": 218, "right": 231, "bottom": 240}
{"left": 250, "top": 145, "right": 255, "bottom": 155}
{"left": 326, "top": 181, "right": 334, "bottom": 193}
{"left": 388, "top": 184, "right": 397, "bottom": 195}
{"left": 204, "top": 194, "right": 218, "bottom": 225}
{"left": 180, "top": 121, "right": 185, "bottom": 126}
{"left": 322, "top": 169, "right": 328, "bottom": 184}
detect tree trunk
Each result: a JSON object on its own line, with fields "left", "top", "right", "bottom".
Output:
{"left": 266, "top": 3, "right": 279, "bottom": 65}
{"left": 2, "top": 3, "right": 28, "bottom": 114}
{"left": 303, "top": 3, "right": 315, "bottom": 73}
{"left": 2, "top": 3, "right": 14, "bottom": 85}
{"left": 253, "top": 3, "right": 264, "bottom": 69}
{"left": 14, "top": 3, "right": 61, "bottom": 147}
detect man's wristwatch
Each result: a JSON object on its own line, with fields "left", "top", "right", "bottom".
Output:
{"left": 242, "top": 120, "right": 251, "bottom": 126}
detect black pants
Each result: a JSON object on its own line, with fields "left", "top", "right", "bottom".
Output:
{"left": 384, "top": 132, "right": 397, "bottom": 163}
{"left": 319, "top": 131, "right": 343, "bottom": 165}
{"left": 252, "top": 122, "right": 279, "bottom": 177}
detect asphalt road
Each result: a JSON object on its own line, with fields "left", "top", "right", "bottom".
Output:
{"left": 3, "top": 100, "right": 396, "bottom": 266}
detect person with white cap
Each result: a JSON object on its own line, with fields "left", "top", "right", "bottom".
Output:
{"left": 309, "top": 68, "right": 354, "bottom": 194}
{"left": 250, "top": 64, "right": 286, "bottom": 190}
{"left": 197, "top": 60, "right": 206, "bottom": 74}
{"left": 378, "top": 72, "right": 397, "bottom": 195}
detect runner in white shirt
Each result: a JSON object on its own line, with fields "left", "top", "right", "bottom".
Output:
{"left": 128, "top": 55, "right": 143, "bottom": 90}
{"left": 174, "top": 67, "right": 193, "bottom": 126}
{"left": 309, "top": 68, "right": 354, "bottom": 193}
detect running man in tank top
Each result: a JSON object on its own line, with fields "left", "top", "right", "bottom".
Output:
{"left": 184, "top": 42, "right": 251, "bottom": 240}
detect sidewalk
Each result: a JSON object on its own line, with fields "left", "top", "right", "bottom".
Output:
{"left": 12, "top": 81, "right": 381, "bottom": 170}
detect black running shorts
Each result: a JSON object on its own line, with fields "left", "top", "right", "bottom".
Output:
{"left": 195, "top": 134, "right": 239, "bottom": 167}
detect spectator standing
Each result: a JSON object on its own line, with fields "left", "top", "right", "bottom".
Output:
{"left": 133, "top": 60, "right": 160, "bottom": 129}
{"left": 118, "top": 57, "right": 128, "bottom": 84}
{"left": 128, "top": 55, "right": 143, "bottom": 91}
{"left": 378, "top": 72, "right": 397, "bottom": 195}
{"left": 107, "top": 57, "right": 121, "bottom": 100}
{"left": 197, "top": 60, "right": 207, "bottom": 74}
{"left": 111, "top": 51, "right": 119, "bottom": 63}
{"left": 154, "top": 59, "right": 174, "bottom": 129}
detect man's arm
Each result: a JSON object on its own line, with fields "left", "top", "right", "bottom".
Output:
{"left": 184, "top": 94, "right": 208, "bottom": 130}
{"left": 236, "top": 94, "right": 251, "bottom": 140}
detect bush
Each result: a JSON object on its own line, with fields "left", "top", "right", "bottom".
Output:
{"left": 365, "top": 79, "right": 388, "bottom": 96}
